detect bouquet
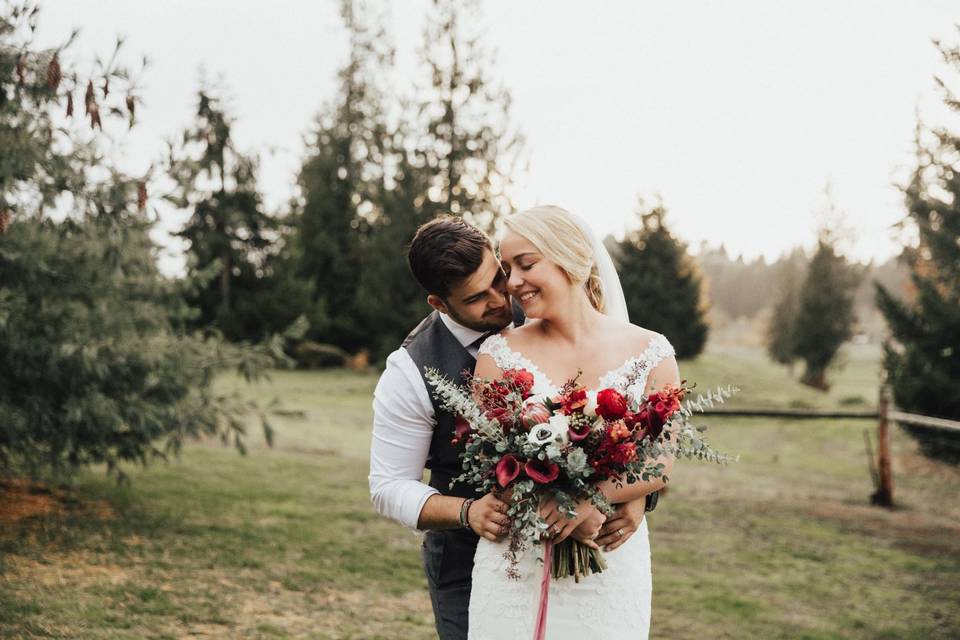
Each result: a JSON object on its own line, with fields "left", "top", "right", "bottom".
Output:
{"left": 425, "top": 365, "right": 737, "bottom": 582}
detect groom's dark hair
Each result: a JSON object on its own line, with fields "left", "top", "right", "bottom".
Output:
{"left": 408, "top": 216, "right": 493, "bottom": 298}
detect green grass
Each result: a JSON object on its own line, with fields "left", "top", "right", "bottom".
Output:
{"left": 1, "top": 346, "right": 958, "bottom": 639}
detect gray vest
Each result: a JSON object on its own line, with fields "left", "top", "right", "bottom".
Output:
{"left": 403, "top": 306, "right": 525, "bottom": 500}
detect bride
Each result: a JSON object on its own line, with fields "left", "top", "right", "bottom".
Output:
{"left": 469, "top": 205, "right": 679, "bottom": 639}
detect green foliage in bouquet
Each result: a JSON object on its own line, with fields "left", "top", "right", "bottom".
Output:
{"left": 425, "top": 365, "right": 737, "bottom": 581}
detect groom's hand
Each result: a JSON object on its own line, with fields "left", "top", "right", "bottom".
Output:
{"left": 468, "top": 493, "right": 510, "bottom": 541}
{"left": 596, "top": 498, "right": 645, "bottom": 551}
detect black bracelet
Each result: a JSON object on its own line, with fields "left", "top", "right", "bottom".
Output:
{"left": 459, "top": 498, "right": 475, "bottom": 529}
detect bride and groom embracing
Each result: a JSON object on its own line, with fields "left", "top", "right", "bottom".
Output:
{"left": 369, "top": 206, "right": 679, "bottom": 639}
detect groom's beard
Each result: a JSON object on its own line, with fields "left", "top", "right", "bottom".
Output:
{"left": 447, "top": 297, "right": 515, "bottom": 333}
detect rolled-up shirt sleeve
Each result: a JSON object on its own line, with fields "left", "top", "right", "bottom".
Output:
{"left": 369, "top": 347, "right": 439, "bottom": 530}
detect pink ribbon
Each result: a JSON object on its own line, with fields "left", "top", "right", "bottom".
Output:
{"left": 533, "top": 538, "right": 554, "bottom": 640}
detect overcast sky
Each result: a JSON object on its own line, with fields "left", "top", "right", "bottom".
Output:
{"left": 36, "top": 1, "right": 960, "bottom": 276}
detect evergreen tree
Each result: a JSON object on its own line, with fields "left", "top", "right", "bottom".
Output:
{"left": 792, "top": 232, "right": 861, "bottom": 390}
{"left": 765, "top": 248, "right": 806, "bottom": 370}
{"left": 415, "top": 0, "right": 523, "bottom": 232}
{"left": 353, "top": 140, "right": 433, "bottom": 361}
{"left": 0, "top": 3, "right": 277, "bottom": 483}
{"left": 290, "top": 0, "right": 391, "bottom": 354}
{"left": 615, "top": 198, "right": 708, "bottom": 359}
{"left": 166, "top": 87, "right": 276, "bottom": 342}
{"left": 875, "top": 32, "right": 960, "bottom": 462}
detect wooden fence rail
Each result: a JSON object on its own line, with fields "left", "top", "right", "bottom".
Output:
{"left": 695, "top": 386, "right": 960, "bottom": 509}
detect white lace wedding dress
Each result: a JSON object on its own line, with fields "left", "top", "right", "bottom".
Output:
{"left": 468, "top": 332, "right": 676, "bottom": 640}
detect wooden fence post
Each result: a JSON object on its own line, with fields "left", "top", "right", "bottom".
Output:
{"left": 872, "top": 385, "right": 894, "bottom": 507}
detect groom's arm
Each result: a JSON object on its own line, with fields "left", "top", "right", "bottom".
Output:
{"left": 369, "top": 348, "right": 441, "bottom": 530}
{"left": 369, "top": 348, "right": 510, "bottom": 537}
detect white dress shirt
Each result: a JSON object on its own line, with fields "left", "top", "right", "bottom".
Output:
{"left": 368, "top": 313, "right": 488, "bottom": 530}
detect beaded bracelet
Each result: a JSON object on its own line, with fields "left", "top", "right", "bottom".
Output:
{"left": 459, "top": 498, "right": 475, "bottom": 529}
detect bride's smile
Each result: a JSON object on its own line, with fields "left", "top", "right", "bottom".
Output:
{"left": 499, "top": 229, "right": 582, "bottom": 320}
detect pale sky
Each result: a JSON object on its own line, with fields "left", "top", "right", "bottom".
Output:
{"left": 36, "top": 1, "right": 960, "bottom": 276}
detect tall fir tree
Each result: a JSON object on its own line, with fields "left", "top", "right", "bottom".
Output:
{"left": 875, "top": 32, "right": 960, "bottom": 462}
{"left": 352, "top": 137, "right": 433, "bottom": 361}
{"left": 792, "top": 231, "right": 861, "bottom": 390}
{"left": 166, "top": 87, "right": 276, "bottom": 342}
{"left": 290, "top": 0, "right": 391, "bottom": 354}
{"left": 765, "top": 248, "right": 807, "bottom": 371}
{"left": 615, "top": 198, "right": 708, "bottom": 359}
{"left": 0, "top": 3, "right": 277, "bottom": 483}
{"left": 415, "top": 0, "right": 523, "bottom": 232}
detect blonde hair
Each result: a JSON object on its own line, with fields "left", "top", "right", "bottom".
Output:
{"left": 503, "top": 206, "right": 604, "bottom": 312}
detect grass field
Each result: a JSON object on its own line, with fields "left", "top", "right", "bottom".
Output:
{"left": 1, "top": 344, "right": 959, "bottom": 639}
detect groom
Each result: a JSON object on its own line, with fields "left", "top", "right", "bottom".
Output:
{"left": 369, "top": 216, "right": 656, "bottom": 640}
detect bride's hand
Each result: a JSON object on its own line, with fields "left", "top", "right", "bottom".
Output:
{"left": 538, "top": 497, "right": 599, "bottom": 545}
{"left": 596, "top": 498, "right": 644, "bottom": 551}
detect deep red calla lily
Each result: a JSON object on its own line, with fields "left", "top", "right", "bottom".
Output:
{"left": 495, "top": 454, "right": 522, "bottom": 488}
{"left": 452, "top": 416, "right": 473, "bottom": 444}
{"left": 568, "top": 421, "right": 592, "bottom": 441}
{"left": 524, "top": 458, "right": 560, "bottom": 484}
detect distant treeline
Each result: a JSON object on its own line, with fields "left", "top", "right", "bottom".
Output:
{"left": 694, "top": 245, "right": 909, "bottom": 342}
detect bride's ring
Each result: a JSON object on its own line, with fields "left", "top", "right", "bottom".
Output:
{"left": 616, "top": 528, "right": 624, "bottom": 538}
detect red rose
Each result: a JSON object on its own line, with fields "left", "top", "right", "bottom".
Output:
{"left": 505, "top": 368, "right": 535, "bottom": 397}
{"left": 596, "top": 388, "right": 628, "bottom": 420}
{"left": 495, "top": 455, "right": 522, "bottom": 488}
{"left": 519, "top": 402, "right": 551, "bottom": 429}
{"left": 524, "top": 459, "right": 560, "bottom": 484}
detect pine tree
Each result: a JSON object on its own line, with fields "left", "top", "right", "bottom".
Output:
{"left": 875, "top": 32, "right": 960, "bottom": 462}
{"left": 792, "top": 232, "right": 861, "bottom": 390}
{"left": 0, "top": 3, "right": 277, "bottom": 483}
{"left": 353, "top": 134, "right": 433, "bottom": 361}
{"left": 765, "top": 248, "right": 807, "bottom": 370}
{"left": 166, "top": 87, "right": 276, "bottom": 342}
{"left": 415, "top": 0, "right": 523, "bottom": 232}
{"left": 615, "top": 198, "right": 708, "bottom": 359}
{"left": 290, "top": 0, "right": 391, "bottom": 354}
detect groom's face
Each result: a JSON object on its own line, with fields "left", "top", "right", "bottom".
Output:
{"left": 428, "top": 248, "right": 514, "bottom": 332}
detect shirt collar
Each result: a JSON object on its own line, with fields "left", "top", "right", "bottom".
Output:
{"left": 438, "top": 312, "right": 488, "bottom": 350}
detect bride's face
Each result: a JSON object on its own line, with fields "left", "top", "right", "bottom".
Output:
{"left": 499, "top": 231, "right": 574, "bottom": 318}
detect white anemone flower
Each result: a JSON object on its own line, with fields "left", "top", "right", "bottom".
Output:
{"left": 528, "top": 414, "right": 570, "bottom": 446}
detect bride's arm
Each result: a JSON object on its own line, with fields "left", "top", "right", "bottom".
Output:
{"left": 596, "top": 353, "right": 681, "bottom": 504}
{"left": 473, "top": 351, "right": 503, "bottom": 382}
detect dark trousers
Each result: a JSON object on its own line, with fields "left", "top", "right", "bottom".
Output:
{"left": 421, "top": 529, "right": 478, "bottom": 640}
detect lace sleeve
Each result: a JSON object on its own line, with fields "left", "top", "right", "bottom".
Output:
{"left": 617, "top": 333, "right": 676, "bottom": 399}
{"left": 477, "top": 334, "right": 520, "bottom": 372}
{"left": 645, "top": 333, "right": 675, "bottom": 370}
